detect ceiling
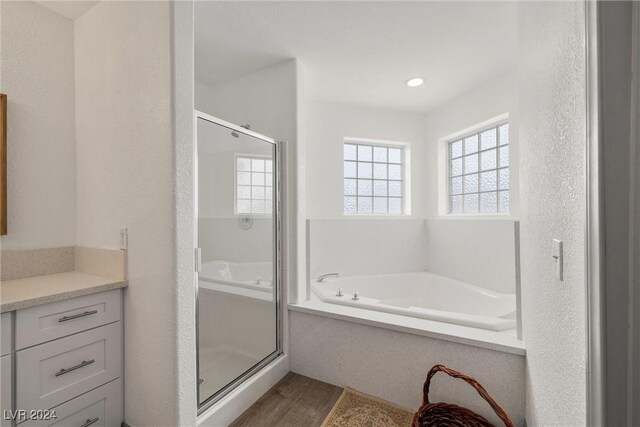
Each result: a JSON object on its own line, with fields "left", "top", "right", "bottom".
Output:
{"left": 195, "top": 1, "right": 517, "bottom": 113}
{"left": 34, "top": 0, "right": 98, "bottom": 20}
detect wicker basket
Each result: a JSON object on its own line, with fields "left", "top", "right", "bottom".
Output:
{"left": 412, "top": 365, "right": 514, "bottom": 427}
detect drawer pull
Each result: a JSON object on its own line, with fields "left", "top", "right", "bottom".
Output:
{"left": 80, "top": 417, "right": 99, "bottom": 427}
{"left": 58, "top": 310, "right": 98, "bottom": 323}
{"left": 55, "top": 359, "right": 95, "bottom": 377}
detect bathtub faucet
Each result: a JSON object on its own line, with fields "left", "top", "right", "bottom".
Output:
{"left": 317, "top": 273, "right": 339, "bottom": 283}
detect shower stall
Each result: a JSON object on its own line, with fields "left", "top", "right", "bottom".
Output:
{"left": 195, "top": 111, "right": 282, "bottom": 413}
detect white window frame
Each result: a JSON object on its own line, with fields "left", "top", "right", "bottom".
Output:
{"left": 343, "top": 137, "right": 412, "bottom": 216}
{"left": 234, "top": 153, "right": 274, "bottom": 216}
{"left": 438, "top": 113, "right": 511, "bottom": 217}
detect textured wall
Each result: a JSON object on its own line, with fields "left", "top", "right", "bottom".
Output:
{"left": 423, "top": 70, "right": 519, "bottom": 219}
{"left": 518, "top": 2, "right": 587, "bottom": 425}
{"left": 0, "top": 1, "right": 76, "bottom": 250}
{"left": 172, "top": 0, "right": 197, "bottom": 423}
{"left": 304, "top": 101, "right": 426, "bottom": 218}
{"left": 74, "top": 2, "right": 179, "bottom": 425}
{"left": 290, "top": 311, "right": 525, "bottom": 425}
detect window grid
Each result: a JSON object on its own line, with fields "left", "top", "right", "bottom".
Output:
{"left": 448, "top": 123, "right": 510, "bottom": 214}
{"left": 236, "top": 156, "right": 273, "bottom": 215}
{"left": 343, "top": 142, "right": 404, "bottom": 215}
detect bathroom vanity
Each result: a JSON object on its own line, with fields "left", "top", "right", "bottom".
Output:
{"left": 0, "top": 273, "right": 126, "bottom": 426}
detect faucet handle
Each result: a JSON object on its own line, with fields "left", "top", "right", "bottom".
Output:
{"left": 336, "top": 288, "right": 343, "bottom": 297}
{"left": 352, "top": 290, "right": 360, "bottom": 301}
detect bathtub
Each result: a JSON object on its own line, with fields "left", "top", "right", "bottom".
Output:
{"left": 311, "top": 271, "right": 516, "bottom": 331}
{"left": 200, "top": 260, "right": 273, "bottom": 293}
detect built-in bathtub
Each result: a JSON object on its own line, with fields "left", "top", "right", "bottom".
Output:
{"left": 199, "top": 260, "right": 273, "bottom": 293}
{"left": 312, "top": 271, "right": 516, "bottom": 331}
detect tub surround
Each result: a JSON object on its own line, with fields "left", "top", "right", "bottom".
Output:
{"left": 0, "top": 246, "right": 128, "bottom": 312}
{"left": 290, "top": 310, "right": 525, "bottom": 426}
{"left": 290, "top": 299, "right": 524, "bottom": 356}
{"left": 307, "top": 218, "right": 520, "bottom": 294}
{"left": 307, "top": 219, "right": 427, "bottom": 281}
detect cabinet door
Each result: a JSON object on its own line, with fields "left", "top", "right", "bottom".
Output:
{"left": 15, "top": 290, "right": 121, "bottom": 350}
{"left": 20, "top": 379, "right": 122, "bottom": 427}
{"left": 1, "top": 312, "right": 12, "bottom": 356}
{"left": 17, "top": 323, "right": 122, "bottom": 412}
{"left": 1, "top": 354, "right": 12, "bottom": 427}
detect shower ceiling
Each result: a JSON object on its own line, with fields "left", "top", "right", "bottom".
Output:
{"left": 195, "top": 1, "right": 517, "bottom": 113}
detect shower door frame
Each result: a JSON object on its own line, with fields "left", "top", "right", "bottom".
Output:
{"left": 194, "top": 110, "right": 284, "bottom": 415}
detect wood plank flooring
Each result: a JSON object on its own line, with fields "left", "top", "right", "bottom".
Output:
{"left": 229, "top": 372, "right": 344, "bottom": 427}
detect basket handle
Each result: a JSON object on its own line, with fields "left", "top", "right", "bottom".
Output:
{"left": 422, "top": 364, "right": 514, "bottom": 427}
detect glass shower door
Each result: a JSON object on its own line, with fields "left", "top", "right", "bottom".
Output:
{"left": 196, "top": 114, "right": 280, "bottom": 410}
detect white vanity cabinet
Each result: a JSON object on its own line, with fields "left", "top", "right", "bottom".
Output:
{"left": 1, "top": 312, "right": 13, "bottom": 427}
{"left": 2, "top": 290, "right": 123, "bottom": 426}
{"left": 1, "top": 353, "right": 12, "bottom": 427}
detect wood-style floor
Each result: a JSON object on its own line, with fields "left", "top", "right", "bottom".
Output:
{"left": 229, "top": 373, "right": 344, "bottom": 427}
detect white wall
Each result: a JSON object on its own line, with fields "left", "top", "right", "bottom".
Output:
{"left": 423, "top": 69, "right": 519, "bottom": 219}
{"left": 518, "top": 2, "right": 587, "bottom": 425}
{"left": 305, "top": 101, "right": 426, "bottom": 218}
{"left": 290, "top": 311, "right": 525, "bottom": 426}
{"left": 74, "top": 3, "right": 180, "bottom": 425}
{"left": 0, "top": 1, "right": 76, "bottom": 250}
{"left": 424, "top": 219, "right": 517, "bottom": 294}
{"left": 307, "top": 219, "right": 426, "bottom": 282}
{"left": 172, "top": 0, "right": 198, "bottom": 423}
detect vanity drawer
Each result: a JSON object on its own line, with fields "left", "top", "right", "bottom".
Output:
{"left": 1, "top": 354, "right": 12, "bottom": 427}
{"left": 20, "top": 378, "right": 122, "bottom": 427}
{"left": 1, "top": 312, "right": 12, "bottom": 356}
{"left": 16, "top": 290, "right": 121, "bottom": 350}
{"left": 16, "top": 322, "right": 122, "bottom": 412}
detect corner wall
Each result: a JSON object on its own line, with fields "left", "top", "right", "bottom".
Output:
{"left": 518, "top": 2, "right": 587, "bottom": 424}
{"left": 305, "top": 101, "right": 426, "bottom": 218}
{"left": 423, "top": 69, "right": 519, "bottom": 219}
{"left": 74, "top": 2, "right": 180, "bottom": 425}
{"left": 0, "top": 1, "right": 76, "bottom": 250}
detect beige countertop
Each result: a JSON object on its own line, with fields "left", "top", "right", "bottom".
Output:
{"left": 0, "top": 271, "right": 127, "bottom": 313}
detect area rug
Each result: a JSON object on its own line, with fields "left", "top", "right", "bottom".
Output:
{"left": 321, "top": 388, "right": 414, "bottom": 427}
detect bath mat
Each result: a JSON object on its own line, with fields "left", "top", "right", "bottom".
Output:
{"left": 321, "top": 388, "right": 413, "bottom": 427}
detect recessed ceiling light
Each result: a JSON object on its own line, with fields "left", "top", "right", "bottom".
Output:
{"left": 406, "top": 77, "right": 424, "bottom": 87}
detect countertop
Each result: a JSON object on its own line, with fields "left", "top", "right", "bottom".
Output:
{"left": 0, "top": 271, "right": 127, "bottom": 313}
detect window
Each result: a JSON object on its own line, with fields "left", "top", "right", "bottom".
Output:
{"left": 448, "top": 123, "right": 509, "bottom": 214}
{"left": 343, "top": 141, "right": 404, "bottom": 215}
{"left": 235, "top": 155, "right": 273, "bottom": 215}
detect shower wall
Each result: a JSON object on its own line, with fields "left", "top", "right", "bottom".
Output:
{"left": 198, "top": 149, "right": 273, "bottom": 263}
